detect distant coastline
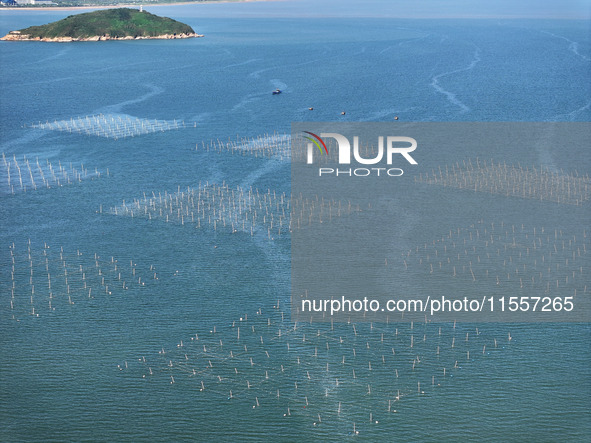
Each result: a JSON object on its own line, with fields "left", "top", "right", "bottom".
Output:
{"left": 0, "top": 0, "right": 276, "bottom": 12}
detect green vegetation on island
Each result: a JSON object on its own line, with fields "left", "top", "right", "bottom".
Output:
{"left": 1, "top": 8, "right": 202, "bottom": 41}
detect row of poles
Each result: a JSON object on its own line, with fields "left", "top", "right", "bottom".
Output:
{"left": 30, "top": 113, "right": 186, "bottom": 140}
{"left": 196, "top": 135, "right": 378, "bottom": 164}
{"left": 197, "top": 133, "right": 291, "bottom": 160}
{"left": 415, "top": 158, "right": 590, "bottom": 205}
{"left": 1, "top": 153, "right": 106, "bottom": 194}
{"left": 121, "top": 303, "right": 509, "bottom": 430}
{"left": 5, "top": 240, "right": 154, "bottom": 319}
{"left": 402, "top": 220, "right": 588, "bottom": 296}
{"left": 107, "top": 182, "right": 359, "bottom": 238}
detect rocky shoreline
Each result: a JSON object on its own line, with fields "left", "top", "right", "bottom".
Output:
{"left": 0, "top": 31, "right": 204, "bottom": 42}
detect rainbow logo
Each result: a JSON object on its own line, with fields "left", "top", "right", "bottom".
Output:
{"left": 303, "top": 131, "right": 328, "bottom": 155}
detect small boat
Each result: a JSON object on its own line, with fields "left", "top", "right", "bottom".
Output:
{"left": 272, "top": 89, "right": 282, "bottom": 95}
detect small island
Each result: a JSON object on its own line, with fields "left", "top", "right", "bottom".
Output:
{"left": 0, "top": 8, "right": 204, "bottom": 42}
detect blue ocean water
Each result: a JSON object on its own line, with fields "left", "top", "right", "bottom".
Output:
{"left": 0, "top": 3, "right": 590, "bottom": 441}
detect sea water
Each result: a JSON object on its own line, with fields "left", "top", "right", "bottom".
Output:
{"left": 0, "top": 3, "right": 590, "bottom": 441}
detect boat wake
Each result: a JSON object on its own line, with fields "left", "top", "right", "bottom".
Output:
{"left": 551, "top": 100, "right": 591, "bottom": 122}
{"left": 379, "top": 33, "right": 431, "bottom": 54}
{"left": 249, "top": 67, "right": 277, "bottom": 79}
{"left": 221, "top": 58, "right": 262, "bottom": 70}
{"left": 430, "top": 45, "right": 481, "bottom": 113}
{"left": 239, "top": 156, "right": 285, "bottom": 191}
{"left": 31, "top": 47, "right": 72, "bottom": 65}
{"left": 270, "top": 79, "right": 287, "bottom": 91}
{"left": 539, "top": 31, "right": 590, "bottom": 121}
{"left": 98, "top": 84, "right": 164, "bottom": 114}
{"left": 541, "top": 30, "right": 590, "bottom": 62}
